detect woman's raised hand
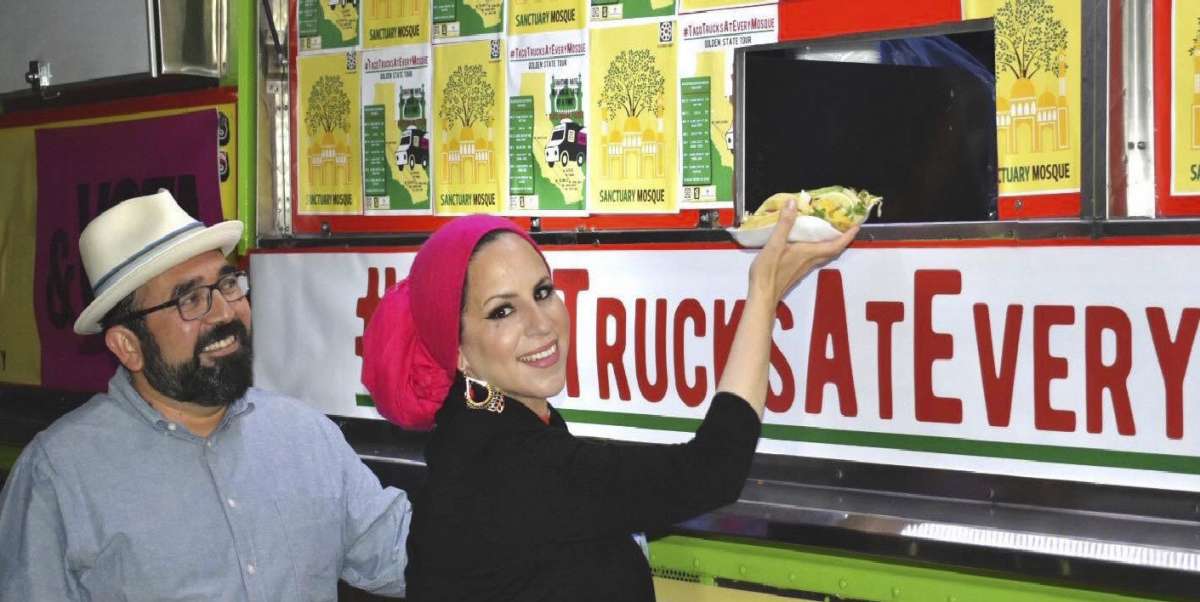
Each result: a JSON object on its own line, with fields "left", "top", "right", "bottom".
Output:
{"left": 718, "top": 199, "right": 858, "bottom": 416}
{"left": 749, "top": 199, "right": 859, "bottom": 304}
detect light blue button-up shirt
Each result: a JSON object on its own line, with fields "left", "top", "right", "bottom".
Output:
{"left": 0, "top": 368, "right": 411, "bottom": 601}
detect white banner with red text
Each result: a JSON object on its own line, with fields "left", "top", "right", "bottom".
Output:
{"left": 250, "top": 242, "right": 1200, "bottom": 491}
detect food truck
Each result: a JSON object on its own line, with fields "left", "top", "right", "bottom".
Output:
{"left": 2, "top": 0, "right": 1198, "bottom": 600}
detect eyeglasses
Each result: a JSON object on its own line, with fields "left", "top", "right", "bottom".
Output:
{"left": 109, "top": 271, "right": 250, "bottom": 326}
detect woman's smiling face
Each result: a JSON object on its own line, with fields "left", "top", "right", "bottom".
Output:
{"left": 457, "top": 232, "right": 570, "bottom": 406}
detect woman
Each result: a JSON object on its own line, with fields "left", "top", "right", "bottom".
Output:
{"left": 362, "top": 202, "right": 856, "bottom": 601}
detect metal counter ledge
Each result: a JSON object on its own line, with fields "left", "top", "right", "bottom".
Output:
{"left": 3, "top": 387, "right": 1196, "bottom": 600}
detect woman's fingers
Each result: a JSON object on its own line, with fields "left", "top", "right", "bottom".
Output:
{"left": 774, "top": 226, "right": 859, "bottom": 295}
{"left": 750, "top": 210, "right": 858, "bottom": 303}
{"left": 762, "top": 198, "right": 798, "bottom": 254}
{"left": 811, "top": 225, "right": 859, "bottom": 260}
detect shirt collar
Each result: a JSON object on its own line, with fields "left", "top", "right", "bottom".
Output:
{"left": 109, "top": 367, "right": 255, "bottom": 429}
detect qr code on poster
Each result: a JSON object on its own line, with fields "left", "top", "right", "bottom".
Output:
{"left": 659, "top": 21, "right": 673, "bottom": 44}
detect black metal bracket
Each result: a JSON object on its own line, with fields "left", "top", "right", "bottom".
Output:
{"left": 24, "top": 60, "right": 60, "bottom": 100}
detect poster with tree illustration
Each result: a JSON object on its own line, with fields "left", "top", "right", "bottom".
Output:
{"left": 363, "top": 0, "right": 430, "bottom": 47}
{"left": 588, "top": 20, "right": 678, "bottom": 213}
{"left": 298, "top": 52, "right": 363, "bottom": 214}
{"left": 361, "top": 46, "right": 434, "bottom": 214}
{"left": 677, "top": 5, "right": 776, "bottom": 208}
{"left": 432, "top": 0, "right": 503, "bottom": 41}
{"left": 506, "top": 32, "right": 589, "bottom": 215}
{"left": 298, "top": 0, "right": 360, "bottom": 52}
{"left": 432, "top": 40, "right": 506, "bottom": 214}
{"left": 1172, "top": 1, "right": 1200, "bottom": 196}
{"left": 965, "top": 0, "right": 1080, "bottom": 200}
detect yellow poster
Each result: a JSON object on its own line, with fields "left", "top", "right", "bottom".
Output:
{"left": 678, "top": 6, "right": 776, "bottom": 208}
{"left": 1173, "top": 0, "right": 1200, "bottom": 195}
{"left": 507, "top": 32, "right": 589, "bottom": 214}
{"left": 215, "top": 106, "right": 238, "bottom": 222}
{"left": 588, "top": 20, "right": 678, "bottom": 213}
{"left": 965, "top": 0, "right": 1081, "bottom": 196}
{"left": 0, "top": 127, "right": 41, "bottom": 385}
{"left": 432, "top": 0, "right": 504, "bottom": 40}
{"left": 0, "top": 101, "right": 238, "bottom": 387}
{"left": 361, "top": 46, "right": 434, "bottom": 214}
{"left": 509, "top": 0, "right": 586, "bottom": 34}
{"left": 432, "top": 39, "right": 507, "bottom": 214}
{"left": 362, "top": 0, "right": 430, "bottom": 47}
{"left": 298, "top": 51, "right": 364, "bottom": 215}
{"left": 298, "top": 0, "right": 361, "bottom": 51}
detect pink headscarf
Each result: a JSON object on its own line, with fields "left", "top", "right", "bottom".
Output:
{"left": 361, "top": 215, "right": 545, "bottom": 430}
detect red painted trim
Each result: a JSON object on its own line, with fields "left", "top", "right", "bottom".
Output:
{"left": 249, "top": 234, "right": 1200, "bottom": 256}
{"left": 778, "top": 0, "right": 961, "bottom": 42}
{"left": 251, "top": 240, "right": 742, "bottom": 255}
{"left": 1156, "top": 0, "right": 1200, "bottom": 216}
{"left": 997, "top": 192, "right": 1082, "bottom": 219}
{"left": 0, "top": 88, "right": 237, "bottom": 129}
{"left": 290, "top": 209, "right": 737, "bottom": 235}
{"left": 853, "top": 235, "right": 1200, "bottom": 248}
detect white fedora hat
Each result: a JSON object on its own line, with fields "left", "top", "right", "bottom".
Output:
{"left": 73, "top": 190, "right": 244, "bottom": 335}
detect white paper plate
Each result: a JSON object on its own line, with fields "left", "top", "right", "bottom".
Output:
{"left": 727, "top": 215, "right": 842, "bottom": 247}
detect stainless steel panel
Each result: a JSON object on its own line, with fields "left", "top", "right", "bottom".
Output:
{"left": 158, "top": 0, "right": 226, "bottom": 78}
{"left": 1, "top": 1, "right": 154, "bottom": 95}
{"left": 258, "top": 0, "right": 292, "bottom": 239}
{"left": 1121, "top": 0, "right": 1156, "bottom": 217}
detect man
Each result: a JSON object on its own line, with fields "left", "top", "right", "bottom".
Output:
{"left": 0, "top": 191, "right": 411, "bottom": 601}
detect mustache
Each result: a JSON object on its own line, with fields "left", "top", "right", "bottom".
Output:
{"left": 194, "top": 321, "right": 250, "bottom": 356}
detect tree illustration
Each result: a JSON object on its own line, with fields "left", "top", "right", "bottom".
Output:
{"left": 994, "top": 0, "right": 1068, "bottom": 80}
{"left": 439, "top": 65, "right": 495, "bottom": 129}
{"left": 599, "top": 49, "right": 665, "bottom": 122}
{"left": 1190, "top": 16, "right": 1200, "bottom": 56}
{"left": 304, "top": 75, "right": 351, "bottom": 137}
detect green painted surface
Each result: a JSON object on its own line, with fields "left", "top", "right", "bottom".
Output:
{"left": 0, "top": 446, "right": 22, "bottom": 473}
{"left": 235, "top": 0, "right": 256, "bottom": 254}
{"left": 649, "top": 535, "right": 1152, "bottom": 602}
{"left": 557, "top": 408, "right": 1199, "bottom": 474}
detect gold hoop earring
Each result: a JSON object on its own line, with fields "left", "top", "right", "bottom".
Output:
{"left": 464, "top": 375, "right": 505, "bottom": 414}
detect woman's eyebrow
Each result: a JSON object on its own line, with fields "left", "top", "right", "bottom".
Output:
{"left": 483, "top": 291, "right": 518, "bottom": 305}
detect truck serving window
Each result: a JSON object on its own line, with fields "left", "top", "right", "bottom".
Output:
{"left": 736, "top": 24, "right": 1000, "bottom": 226}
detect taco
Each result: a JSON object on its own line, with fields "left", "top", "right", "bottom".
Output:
{"left": 741, "top": 186, "right": 883, "bottom": 233}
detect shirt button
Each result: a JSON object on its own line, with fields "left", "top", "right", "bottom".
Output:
{"left": 246, "top": 563, "right": 256, "bottom": 575}
{"left": 167, "top": 423, "right": 177, "bottom": 431}
{"left": 227, "top": 498, "right": 237, "bottom": 508}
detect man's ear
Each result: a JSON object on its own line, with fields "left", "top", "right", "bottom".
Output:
{"left": 105, "top": 326, "right": 145, "bottom": 372}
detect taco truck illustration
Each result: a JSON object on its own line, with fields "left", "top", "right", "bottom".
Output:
{"left": 395, "top": 126, "right": 430, "bottom": 171}
{"left": 545, "top": 119, "right": 586, "bottom": 168}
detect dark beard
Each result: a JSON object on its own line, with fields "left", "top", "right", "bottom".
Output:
{"left": 139, "top": 321, "right": 254, "bottom": 407}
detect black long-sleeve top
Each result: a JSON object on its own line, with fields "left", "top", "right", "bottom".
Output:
{"left": 404, "top": 377, "right": 763, "bottom": 602}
